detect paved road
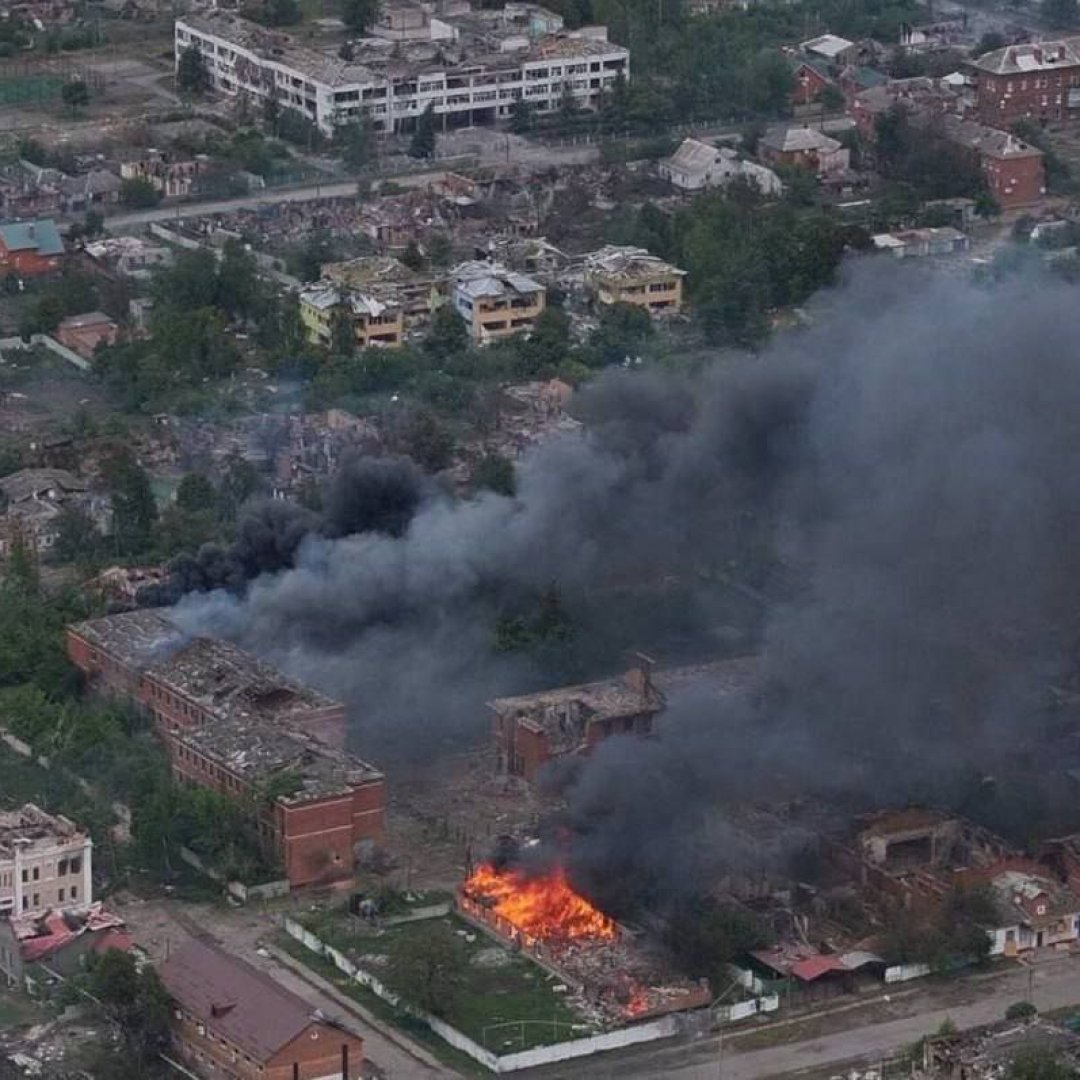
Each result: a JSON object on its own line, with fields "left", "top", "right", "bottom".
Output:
{"left": 568, "top": 954, "right": 1080, "bottom": 1080}
{"left": 116, "top": 895, "right": 454, "bottom": 1080}
{"left": 103, "top": 172, "right": 448, "bottom": 229}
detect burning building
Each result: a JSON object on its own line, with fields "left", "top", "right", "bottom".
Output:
{"left": 490, "top": 656, "right": 664, "bottom": 784}
{"left": 458, "top": 857, "right": 711, "bottom": 1024}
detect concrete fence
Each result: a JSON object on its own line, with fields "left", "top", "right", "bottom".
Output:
{"left": 0, "top": 334, "right": 89, "bottom": 371}
{"left": 283, "top": 917, "right": 682, "bottom": 1073}
{"left": 715, "top": 994, "right": 780, "bottom": 1023}
{"left": 179, "top": 846, "right": 290, "bottom": 903}
{"left": 884, "top": 962, "right": 932, "bottom": 984}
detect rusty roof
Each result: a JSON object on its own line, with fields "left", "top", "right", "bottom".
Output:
{"left": 158, "top": 937, "right": 334, "bottom": 1063}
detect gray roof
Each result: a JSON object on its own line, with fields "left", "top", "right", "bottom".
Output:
{"left": 970, "top": 37, "right": 1080, "bottom": 76}
{"left": 0, "top": 468, "right": 87, "bottom": 504}
{"left": 762, "top": 126, "right": 842, "bottom": 154}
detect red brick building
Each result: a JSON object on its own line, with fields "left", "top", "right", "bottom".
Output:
{"left": 969, "top": 38, "right": 1080, "bottom": 125}
{"left": 939, "top": 115, "right": 1045, "bottom": 208}
{"left": 66, "top": 611, "right": 384, "bottom": 888}
{"left": 0, "top": 219, "right": 64, "bottom": 277}
{"left": 159, "top": 937, "right": 363, "bottom": 1080}
{"left": 491, "top": 659, "right": 664, "bottom": 784}
{"left": 791, "top": 60, "right": 833, "bottom": 106}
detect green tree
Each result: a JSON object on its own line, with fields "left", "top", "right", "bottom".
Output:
{"left": 664, "top": 896, "right": 771, "bottom": 992}
{"left": 423, "top": 304, "right": 469, "bottom": 361}
{"left": 473, "top": 453, "right": 516, "bottom": 496}
{"left": 120, "top": 177, "right": 161, "bottom": 209}
{"left": 264, "top": 0, "right": 301, "bottom": 24}
{"left": 516, "top": 304, "right": 571, "bottom": 375}
{"left": 83, "top": 208, "right": 104, "bottom": 238}
{"left": 819, "top": 83, "right": 846, "bottom": 112}
{"left": 409, "top": 103, "right": 437, "bottom": 159}
{"left": 103, "top": 450, "right": 158, "bottom": 556}
{"left": 330, "top": 305, "right": 356, "bottom": 357}
{"left": 509, "top": 97, "right": 534, "bottom": 134}
{"left": 343, "top": 0, "right": 379, "bottom": 33}
{"left": 385, "top": 923, "right": 468, "bottom": 1017}
{"left": 51, "top": 506, "right": 101, "bottom": 567}
{"left": 84, "top": 949, "right": 172, "bottom": 1065}
{"left": 1007, "top": 1046, "right": 1078, "bottom": 1080}
{"left": 175, "top": 473, "right": 216, "bottom": 513}
{"left": 61, "top": 78, "right": 90, "bottom": 115}
{"left": 336, "top": 116, "right": 375, "bottom": 172}
{"left": 1005, "top": 1001, "right": 1038, "bottom": 1021}
{"left": 176, "top": 43, "right": 210, "bottom": 96}
{"left": 973, "top": 31, "right": 1006, "bottom": 57}
{"left": 217, "top": 238, "right": 259, "bottom": 319}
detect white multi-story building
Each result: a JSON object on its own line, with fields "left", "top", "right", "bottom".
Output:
{"left": 174, "top": 3, "right": 629, "bottom": 137}
{"left": 0, "top": 805, "right": 93, "bottom": 918}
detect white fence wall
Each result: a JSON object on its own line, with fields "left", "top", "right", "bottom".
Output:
{"left": 884, "top": 962, "right": 931, "bottom": 983}
{"left": 282, "top": 918, "right": 681, "bottom": 1073}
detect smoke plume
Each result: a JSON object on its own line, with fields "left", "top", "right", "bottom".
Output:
{"left": 170, "top": 264, "right": 1080, "bottom": 901}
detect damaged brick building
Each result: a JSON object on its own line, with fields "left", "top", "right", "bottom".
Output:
{"left": 66, "top": 611, "right": 384, "bottom": 888}
{"left": 491, "top": 656, "right": 664, "bottom": 783}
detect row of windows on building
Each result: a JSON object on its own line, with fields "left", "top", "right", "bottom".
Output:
{"left": 16, "top": 856, "right": 81, "bottom": 885}
{"left": 20, "top": 884, "right": 78, "bottom": 910}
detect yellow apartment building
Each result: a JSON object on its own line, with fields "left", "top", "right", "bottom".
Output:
{"left": 583, "top": 245, "right": 686, "bottom": 316}
{"left": 450, "top": 261, "right": 546, "bottom": 343}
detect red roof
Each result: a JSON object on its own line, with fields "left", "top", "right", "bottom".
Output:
{"left": 790, "top": 954, "right": 849, "bottom": 982}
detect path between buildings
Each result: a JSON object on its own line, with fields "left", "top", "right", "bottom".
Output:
{"left": 115, "top": 895, "right": 456, "bottom": 1080}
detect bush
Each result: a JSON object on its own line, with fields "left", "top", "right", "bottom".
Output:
{"left": 1005, "top": 1001, "right": 1038, "bottom": 1021}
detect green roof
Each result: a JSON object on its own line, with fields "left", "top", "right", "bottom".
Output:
{"left": 0, "top": 219, "right": 64, "bottom": 257}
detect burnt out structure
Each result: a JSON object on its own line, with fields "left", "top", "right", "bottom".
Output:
{"left": 490, "top": 656, "right": 664, "bottom": 783}
{"left": 829, "top": 808, "right": 1013, "bottom": 914}
{"left": 66, "top": 611, "right": 384, "bottom": 888}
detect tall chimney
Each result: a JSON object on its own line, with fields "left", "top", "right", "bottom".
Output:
{"left": 623, "top": 652, "right": 656, "bottom": 696}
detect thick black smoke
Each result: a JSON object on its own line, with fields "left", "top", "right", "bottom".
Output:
{"left": 172, "top": 265, "right": 1080, "bottom": 904}
{"left": 142, "top": 456, "right": 425, "bottom": 604}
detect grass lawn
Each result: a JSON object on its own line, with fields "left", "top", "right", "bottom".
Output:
{"left": 295, "top": 911, "right": 589, "bottom": 1054}
{"left": 0, "top": 989, "right": 45, "bottom": 1029}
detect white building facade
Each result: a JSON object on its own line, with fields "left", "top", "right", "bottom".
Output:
{"left": 175, "top": 11, "right": 630, "bottom": 137}
{"left": 0, "top": 805, "right": 93, "bottom": 918}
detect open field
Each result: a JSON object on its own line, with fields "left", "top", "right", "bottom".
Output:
{"left": 295, "top": 909, "right": 585, "bottom": 1054}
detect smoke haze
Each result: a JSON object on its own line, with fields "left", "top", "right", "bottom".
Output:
{"left": 170, "top": 265, "right": 1080, "bottom": 899}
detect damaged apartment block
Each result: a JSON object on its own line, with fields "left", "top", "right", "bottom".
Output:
{"left": 66, "top": 611, "right": 384, "bottom": 889}
{"left": 491, "top": 655, "right": 663, "bottom": 783}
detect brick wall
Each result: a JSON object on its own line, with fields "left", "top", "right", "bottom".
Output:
{"left": 0, "top": 248, "right": 61, "bottom": 277}
{"left": 975, "top": 68, "right": 1080, "bottom": 125}
{"left": 982, "top": 150, "right": 1044, "bottom": 208}
{"left": 171, "top": 1012, "right": 361, "bottom": 1079}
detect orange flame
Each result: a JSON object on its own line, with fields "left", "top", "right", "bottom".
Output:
{"left": 463, "top": 862, "right": 617, "bottom": 942}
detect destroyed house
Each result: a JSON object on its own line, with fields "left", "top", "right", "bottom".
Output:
{"left": 159, "top": 937, "right": 364, "bottom": 1079}
{"left": 0, "top": 468, "right": 109, "bottom": 559}
{"left": 171, "top": 718, "right": 383, "bottom": 889}
{"left": 66, "top": 611, "right": 347, "bottom": 749}
{"left": 969, "top": 861, "right": 1080, "bottom": 956}
{"left": 491, "top": 658, "right": 664, "bottom": 782}
{"left": 828, "top": 807, "right": 1013, "bottom": 915}
{"left": 320, "top": 254, "right": 445, "bottom": 324}
{"left": 582, "top": 245, "right": 686, "bottom": 315}
{"left": 0, "top": 805, "right": 93, "bottom": 919}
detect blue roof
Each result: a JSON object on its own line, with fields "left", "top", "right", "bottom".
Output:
{"left": 0, "top": 219, "right": 64, "bottom": 257}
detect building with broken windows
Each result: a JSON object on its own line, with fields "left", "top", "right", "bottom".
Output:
{"left": 491, "top": 657, "right": 664, "bottom": 783}
{"left": 0, "top": 806, "right": 93, "bottom": 920}
{"left": 298, "top": 283, "right": 405, "bottom": 349}
{"left": 582, "top": 246, "right": 686, "bottom": 316}
{"left": 175, "top": 3, "right": 629, "bottom": 137}
{"left": 65, "top": 611, "right": 384, "bottom": 888}
{"left": 451, "top": 260, "right": 546, "bottom": 341}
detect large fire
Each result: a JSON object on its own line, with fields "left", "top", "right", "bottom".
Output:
{"left": 463, "top": 862, "right": 617, "bottom": 943}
